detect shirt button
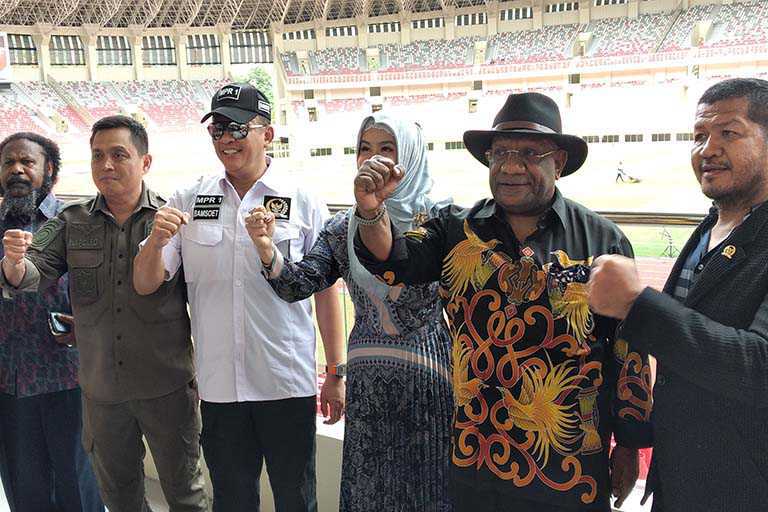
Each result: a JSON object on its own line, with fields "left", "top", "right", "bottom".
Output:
{"left": 117, "top": 280, "right": 122, "bottom": 286}
{"left": 117, "top": 361, "right": 123, "bottom": 366}
{"left": 116, "top": 308, "right": 122, "bottom": 313}
{"left": 696, "top": 263, "right": 704, "bottom": 271}
{"left": 235, "top": 280, "right": 243, "bottom": 287}
{"left": 656, "top": 374, "right": 666, "bottom": 386}
{"left": 118, "top": 254, "right": 124, "bottom": 259}
{"left": 116, "top": 335, "right": 122, "bottom": 340}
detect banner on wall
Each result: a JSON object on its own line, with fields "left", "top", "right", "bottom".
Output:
{"left": 0, "top": 33, "right": 11, "bottom": 82}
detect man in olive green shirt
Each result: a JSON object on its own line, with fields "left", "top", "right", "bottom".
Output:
{"left": 1, "top": 115, "right": 207, "bottom": 512}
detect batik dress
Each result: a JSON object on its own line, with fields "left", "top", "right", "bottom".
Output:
{"left": 267, "top": 210, "right": 454, "bottom": 512}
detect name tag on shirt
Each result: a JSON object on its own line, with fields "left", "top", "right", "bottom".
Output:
{"left": 193, "top": 195, "right": 223, "bottom": 220}
{"left": 264, "top": 195, "right": 292, "bottom": 220}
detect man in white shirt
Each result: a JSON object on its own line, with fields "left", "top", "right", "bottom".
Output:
{"left": 133, "top": 84, "right": 345, "bottom": 512}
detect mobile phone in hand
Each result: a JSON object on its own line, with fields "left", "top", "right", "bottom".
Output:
{"left": 48, "top": 312, "right": 72, "bottom": 336}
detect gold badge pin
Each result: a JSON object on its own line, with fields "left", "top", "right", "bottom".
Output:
{"left": 412, "top": 211, "right": 428, "bottom": 228}
{"left": 722, "top": 245, "right": 736, "bottom": 259}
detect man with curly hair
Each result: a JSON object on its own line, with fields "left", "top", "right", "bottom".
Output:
{"left": 0, "top": 132, "right": 103, "bottom": 511}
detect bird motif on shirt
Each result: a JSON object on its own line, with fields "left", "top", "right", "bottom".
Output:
{"left": 452, "top": 339, "right": 487, "bottom": 408}
{"left": 544, "top": 250, "right": 594, "bottom": 346}
{"left": 497, "top": 361, "right": 582, "bottom": 466}
{"left": 443, "top": 220, "right": 501, "bottom": 301}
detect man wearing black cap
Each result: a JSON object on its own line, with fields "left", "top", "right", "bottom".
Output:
{"left": 134, "top": 83, "right": 345, "bottom": 512}
{"left": 351, "top": 93, "right": 653, "bottom": 511}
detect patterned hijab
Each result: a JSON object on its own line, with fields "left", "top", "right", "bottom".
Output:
{"left": 347, "top": 111, "right": 448, "bottom": 300}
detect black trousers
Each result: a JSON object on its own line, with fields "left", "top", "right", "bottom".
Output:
{"left": 0, "top": 388, "right": 104, "bottom": 512}
{"left": 201, "top": 396, "right": 317, "bottom": 512}
{"left": 451, "top": 476, "right": 610, "bottom": 512}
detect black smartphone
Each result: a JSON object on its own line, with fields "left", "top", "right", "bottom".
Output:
{"left": 48, "top": 312, "right": 72, "bottom": 335}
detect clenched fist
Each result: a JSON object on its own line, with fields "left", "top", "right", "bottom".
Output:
{"left": 353, "top": 156, "right": 404, "bottom": 216}
{"left": 244, "top": 206, "right": 275, "bottom": 261}
{"left": 587, "top": 254, "right": 644, "bottom": 320}
{"left": 147, "top": 207, "right": 189, "bottom": 250}
{"left": 2, "top": 229, "right": 33, "bottom": 265}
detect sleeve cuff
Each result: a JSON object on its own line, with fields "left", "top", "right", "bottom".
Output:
{"left": 138, "top": 236, "right": 181, "bottom": 282}
{"left": 621, "top": 286, "right": 665, "bottom": 353}
{"left": 614, "top": 421, "right": 654, "bottom": 449}
{"left": 0, "top": 258, "right": 40, "bottom": 297}
{"left": 352, "top": 220, "right": 409, "bottom": 269}
{"left": 261, "top": 244, "right": 284, "bottom": 280}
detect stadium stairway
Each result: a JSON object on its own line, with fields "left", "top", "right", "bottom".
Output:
{"left": 49, "top": 76, "right": 94, "bottom": 128}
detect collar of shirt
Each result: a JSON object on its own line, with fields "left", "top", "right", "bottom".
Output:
{"left": 89, "top": 182, "right": 163, "bottom": 217}
{"left": 37, "top": 192, "right": 59, "bottom": 220}
{"left": 470, "top": 187, "right": 568, "bottom": 233}
{"left": 708, "top": 199, "right": 766, "bottom": 224}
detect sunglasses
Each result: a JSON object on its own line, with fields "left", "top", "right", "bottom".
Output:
{"left": 207, "top": 122, "right": 267, "bottom": 141}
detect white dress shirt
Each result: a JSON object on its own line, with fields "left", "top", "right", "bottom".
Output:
{"left": 160, "top": 158, "right": 329, "bottom": 402}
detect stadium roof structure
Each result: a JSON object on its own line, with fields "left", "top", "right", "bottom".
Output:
{"left": 0, "top": 0, "right": 489, "bottom": 29}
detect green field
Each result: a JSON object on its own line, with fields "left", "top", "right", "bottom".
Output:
{"left": 622, "top": 225, "right": 695, "bottom": 258}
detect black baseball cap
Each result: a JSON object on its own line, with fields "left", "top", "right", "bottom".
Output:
{"left": 200, "top": 83, "right": 272, "bottom": 124}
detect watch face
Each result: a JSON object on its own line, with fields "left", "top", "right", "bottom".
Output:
{"left": 327, "top": 364, "right": 346, "bottom": 377}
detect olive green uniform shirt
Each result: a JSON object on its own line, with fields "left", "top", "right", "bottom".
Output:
{"left": 6, "top": 185, "right": 194, "bottom": 403}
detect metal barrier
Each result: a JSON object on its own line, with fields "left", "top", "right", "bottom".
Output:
{"left": 328, "top": 204, "right": 706, "bottom": 227}
{"left": 57, "top": 196, "right": 706, "bottom": 227}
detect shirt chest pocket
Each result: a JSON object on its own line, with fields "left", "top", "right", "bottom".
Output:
{"left": 272, "top": 223, "right": 302, "bottom": 262}
{"left": 181, "top": 223, "right": 227, "bottom": 282}
{"left": 68, "top": 250, "right": 103, "bottom": 307}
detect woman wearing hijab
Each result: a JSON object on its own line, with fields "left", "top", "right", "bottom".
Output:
{"left": 246, "top": 112, "right": 453, "bottom": 511}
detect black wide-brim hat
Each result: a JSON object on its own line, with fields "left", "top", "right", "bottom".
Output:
{"left": 463, "top": 92, "right": 588, "bottom": 177}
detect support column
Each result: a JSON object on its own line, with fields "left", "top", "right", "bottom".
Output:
{"left": 82, "top": 24, "right": 100, "bottom": 81}
{"left": 31, "top": 23, "right": 53, "bottom": 82}
{"left": 399, "top": 12, "right": 411, "bottom": 45}
{"left": 487, "top": 0, "right": 499, "bottom": 37}
{"left": 444, "top": 7, "right": 456, "bottom": 40}
{"left": 314, "top": 20, "right": 327, "bottom": 50}
{"left": 128, "top": 25, "right": 144, "bottom": 81}
{"left": 216, "top": 23, "right": 232, "bottom": 79}
{"left": 172, "top": 26, "right": 189, "bottom": 80}
{"left": 355, "top": 16, "right": 368, "bottom": 48}
{"left": 532, "top": 0, "right": 544, "bottom": 30}
{"left": 628, "top": 0, "right": 639, "bottom": 18}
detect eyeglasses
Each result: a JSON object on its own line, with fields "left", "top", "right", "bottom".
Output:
{"left": 484, "top": 147, "right": 559, "bottom": 167}
{"left": 207, "top": 122, "right": 267, "bottom": 141}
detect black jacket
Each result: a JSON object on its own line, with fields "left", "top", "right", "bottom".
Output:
{"left": 622, "top": 202, "right": 768, "bottom": 512}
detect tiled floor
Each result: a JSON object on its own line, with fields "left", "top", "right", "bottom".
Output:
{"left": 0, "top": 478, "right": 170, "bottom": 512}
{"left": 0, "top": 479, "right": 651, "bottom": 512}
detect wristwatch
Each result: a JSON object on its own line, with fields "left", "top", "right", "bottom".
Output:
{"left": 325, "top": 363, "right": 346, "bottom": 378}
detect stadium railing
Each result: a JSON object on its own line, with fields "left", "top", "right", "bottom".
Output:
{"left": 58, "top": 195, "right": 705, "bottom": 227}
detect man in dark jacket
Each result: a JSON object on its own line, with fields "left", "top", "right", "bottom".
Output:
{"left": 589, "top": 77, "right": 768, "bottom": 511}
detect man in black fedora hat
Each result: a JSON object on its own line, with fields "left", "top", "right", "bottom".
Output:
{"left": 348, "top": 92, "right": 653, "bottom": 511}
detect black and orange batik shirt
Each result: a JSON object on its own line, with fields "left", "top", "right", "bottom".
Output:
{"left": 355, "top": 190, "right": 653, "bottom": 509}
